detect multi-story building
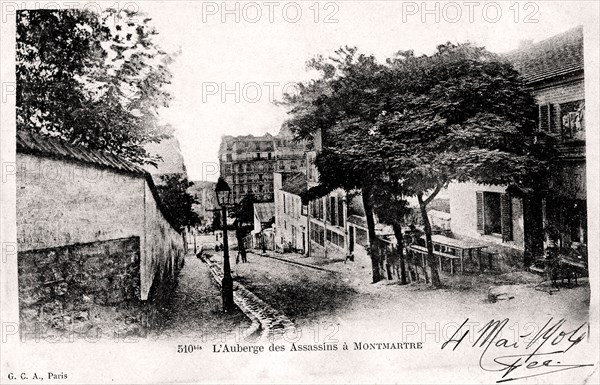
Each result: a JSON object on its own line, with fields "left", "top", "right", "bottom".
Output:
{"left": 447, "top": 26, "right": 586, "bottom": 266}
{"left": 304, "top": 131, "right": 349, "bottom": 259}
{"left": 218, "top": 127, "right": 307, "bottom": 203}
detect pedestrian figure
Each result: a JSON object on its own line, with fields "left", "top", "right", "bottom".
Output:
{"left": 236, "top": 250, "right": 241, "bottom": 264}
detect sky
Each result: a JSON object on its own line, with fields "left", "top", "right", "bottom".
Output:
{"left": 135, "top": 1, "right": 597, "bottom": 181}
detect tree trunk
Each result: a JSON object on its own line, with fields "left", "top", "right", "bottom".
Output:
{"left": 362, "top": 185, "right": 382, "bottom": 283}
{"left": 417, "top": 193, "right": 441, "bottom": 287}
{"left": 392, "top": 223, "right": 408, "bottom": 285}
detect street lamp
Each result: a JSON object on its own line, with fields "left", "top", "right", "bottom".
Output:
{"left": 215, "top": 177, "right": 234, "bottom": 312}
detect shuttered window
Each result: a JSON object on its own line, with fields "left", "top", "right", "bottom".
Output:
{"left": 476, "top": 191, "right": 513, "bottom": 242}
{"left": 476, "top": 192, "right": 484, "bottom": 234}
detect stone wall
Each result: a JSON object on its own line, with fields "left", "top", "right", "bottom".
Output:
{"left": 141, "top": 181, "right": 184, "bottom": 301}
{"left": 16, "top": 153, "right": 185, "bottom": 302}
{"left": 18, "top": 237, "right": 148, "bottom": 340}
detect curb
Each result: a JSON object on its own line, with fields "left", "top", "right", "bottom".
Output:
{"left": 198, "top": 254, "right": 296, "bottom": 341}
{"left": 251, "top": 251, "right": 341, "bottom": 275}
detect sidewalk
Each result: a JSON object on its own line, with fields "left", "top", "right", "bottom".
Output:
{"left": 148, "top": 254, "right": 251, "bottom": 340}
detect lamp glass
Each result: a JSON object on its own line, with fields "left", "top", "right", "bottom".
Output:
{"left": 215, "top": 177, "right": 231, "bottom": 207}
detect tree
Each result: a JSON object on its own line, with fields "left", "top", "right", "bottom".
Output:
{"left": 371, "top": 177, "right": 412, "bottom": 284}
{"left": 283, "top": 47, "right": 389, "bottom": 283}
{"left": 17, "top": 9, "right": 174, "bottom": 165}
{"left": 369, "top": 43, "right": 554, "bottom": 287}
{"left": 156, "top": 175, "right": 201, "bottom": 231}
{"left": 287, "top": 43, "right": 554, "bottom": 288}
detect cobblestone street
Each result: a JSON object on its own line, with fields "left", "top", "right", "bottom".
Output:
{"left": 146, "top": 234, "right": 590, "bottom": 345}
{"left": 204, "top": 246, "right": 590, "bottom": 342}
{"left": 149, "top": 253, "right": 251, "bottom": 341}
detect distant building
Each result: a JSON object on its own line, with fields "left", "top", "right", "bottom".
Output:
{"left": 252, "top": 202, "right": 276, "bottom": 251}
{"left": 218, "top": 127, "right": 308, "bottom": 204}
{"left": 144, "top": 135, "right": 188, "bottom": 182}
{"left": 188, "top": 181, "right": 217, "bottom": 226}
{"left": 448, "top": 26, "right": 586, "bottom": 264}
{"left": 274, "top": 172, "right": 308, "bottom": 253}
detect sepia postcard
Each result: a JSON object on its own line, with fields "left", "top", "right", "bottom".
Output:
{"left": 1, "top": 1, "right": 599, "bottom": 384}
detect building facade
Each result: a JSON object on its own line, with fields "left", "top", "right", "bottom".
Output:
{"left": 273, "top": 172, "right": 308, "bottom": 253}
{"left": 251, "top": 202, "right": 276, "bottom": 251}
{"left": 188, "top": 180, "right": 217, "bottom": 226}
{"left": 144, "top": 135, "right": 188, "bottom": 180}
{"left": 218, "top": 127, "right": 307, "bottom": 204}
{"left": 304, "top": 130, "right": 349, "bottom": 259}
{"left": 448, "top": 26, "right": 586, "bottom": 265}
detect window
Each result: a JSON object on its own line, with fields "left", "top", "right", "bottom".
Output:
{"left": 476, "top": 191, "right": 512, "bottom": 241}
{"left": 318, "top": 198, "right": 324, "bottom": 220}
{"left": 310, "top": 224, "right": 325, "bottom": 246}
{"left": 283, "top": 194, "right": 286, "bottom": 213}
{"left": 560, "top": 100, "right": 585, "bottom": 141}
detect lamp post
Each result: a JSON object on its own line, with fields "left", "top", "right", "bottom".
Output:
{"left": 215, "top": 177, "right": 234, "bottom": 312}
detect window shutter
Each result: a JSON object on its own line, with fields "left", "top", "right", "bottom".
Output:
{"left": 501, "top": 193, "right": 513, "bottom": 242}
{"left": 329, "top": 197, "right": 335, "bottom": 225}
{"left": 539, "top": 103, "right": 552, "bottom": 132}
{"left": 338, "top": 198, "right": 344, "bottom": 227}
{"left": 476, "top": 191, "right": 484, "bottom": 234}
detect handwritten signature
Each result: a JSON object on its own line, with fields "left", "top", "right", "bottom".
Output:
{"left": 441, "top": 318, "right": 594, "bottom": 383}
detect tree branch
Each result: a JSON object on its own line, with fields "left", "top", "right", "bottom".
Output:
{"left": 422, "top": 183, "right": 443, "bottom": 207}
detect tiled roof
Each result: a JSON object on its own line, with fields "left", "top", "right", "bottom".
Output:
{"left": 281, "top": 172, "right": 307, "bottom": 196}
{"left": 17, "top": 131, "right": 145, "bottom": 174}
{"left": 505, "top": 25, "right": 583, "bottom": 84}
{"left": 254, "top": 202, "right": 275, "bottom": 223}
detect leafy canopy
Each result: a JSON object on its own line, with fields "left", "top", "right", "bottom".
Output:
{"left": 17, "top": 9, "right": 175, "bottom": 165}
{"left": 156, "top": 175, "right": 200, "bottom": 231}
